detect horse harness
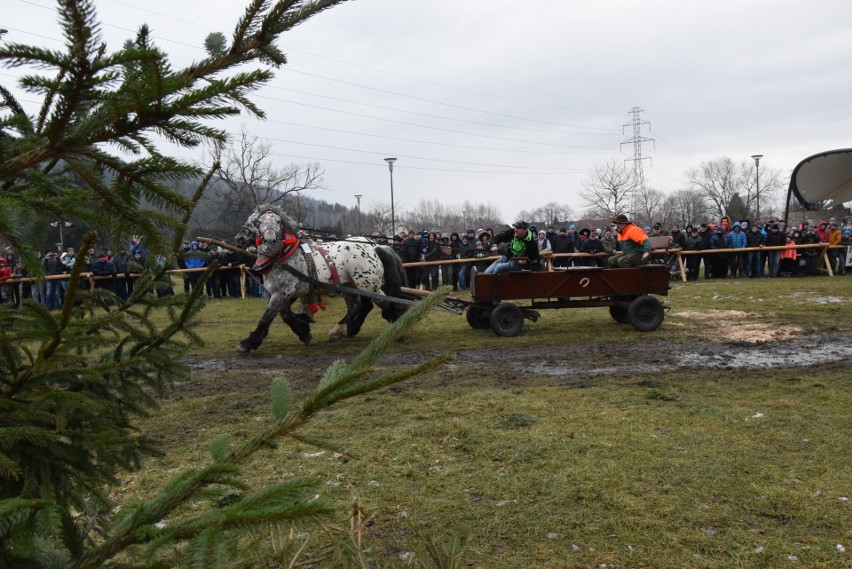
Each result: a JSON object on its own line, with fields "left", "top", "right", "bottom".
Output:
{"left": 251, "top": 233, "right": 417, "bottom": 308}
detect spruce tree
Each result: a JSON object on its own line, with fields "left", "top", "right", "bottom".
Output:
{"left": 0, "top": 1, "right": 453, "bottom": 566}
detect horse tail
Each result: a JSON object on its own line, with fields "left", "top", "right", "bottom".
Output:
{"left": 374, "top": 245, "right": 408, "bottom": 320}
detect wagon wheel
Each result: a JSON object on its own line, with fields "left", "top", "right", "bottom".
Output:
{"left": 489, "top": 303, "right": 524, "bottom": 337}
{"left": 609, "top": 305, "right": 631, "bottom": 324}
{"left": 466, "top": 305, "right": 492, "bottom": 329}
{"left": 627, "top": 295, "right": 665, "bottom": 332}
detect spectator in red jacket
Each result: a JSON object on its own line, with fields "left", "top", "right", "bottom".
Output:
{"left": 0, "top": 258, "right": 13, "bottom": 304}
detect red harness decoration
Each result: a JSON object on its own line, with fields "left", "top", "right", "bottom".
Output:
{"left": 306, "top": 247, "right": 339, "bottom": 315}
{"left": 252, "top": 231, "right": 299, "bottom": 274}
{"left": 315, "top": 246, "right": 340, "bottom": 284}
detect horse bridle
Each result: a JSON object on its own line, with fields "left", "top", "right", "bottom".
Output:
{"left": 252, "top": 210, "right": 299, "bottom": 274}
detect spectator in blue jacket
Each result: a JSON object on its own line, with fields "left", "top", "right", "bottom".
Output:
{"left": 728, "top": 222, "right": 747, "bottom": 277}
{"left": 182, "top": 241, "right": 208, "bottom": 293}
{"left": 89, "top": 250, "right": 117, "bottom": 291}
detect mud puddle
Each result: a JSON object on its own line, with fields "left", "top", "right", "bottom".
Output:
{"left": 182, "top": 334, "right": 852, "bottom": 395}
{"left": 515, "top": 335, "right": 852, "bottom": 378}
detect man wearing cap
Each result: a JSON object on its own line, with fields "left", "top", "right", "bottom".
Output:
{"left": 826, "top": 221, "right": 844, "bottom": 274}
{"left": 765, "top": 224, "right": 785, "bottom": 277}
{"left": 684, "top": 226, "right": 703, "bottom": 280}
{"left": 483, "top": 221, "right": 539, "bottom": 274}
{"left": 545, "top": 225, "right": 558, "bottom": 248}
{"left": 607, "top": 214, "right": 652, "bottom": 268}
{"left": 708, "top": 225, "right": 730, "bottom": 278}
{"left": 550, "top": 227, "right": 572, "bottom": 268}
{"left": 401, "top": 230, "right": 421, "bottom": 288}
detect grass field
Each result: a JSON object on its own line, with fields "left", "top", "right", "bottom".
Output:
{"left": 127, "top": 276, "right": 852, "bottom": 567}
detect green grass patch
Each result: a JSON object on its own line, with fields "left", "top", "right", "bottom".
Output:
{"left": 173, "top": 276, "right": 852, "bottom": 357}
{"left": 128, "top": 278, "right": 852, "bottom": 567}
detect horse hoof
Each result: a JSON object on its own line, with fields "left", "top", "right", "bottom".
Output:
{"left": 236, "top": 343, "right": 250, "bottom": 353}
{"left": 300, "top": 334, "right": 312, "bottom": 346}
{"left": 328, "top": 323, "right": 347, "bottom": 340}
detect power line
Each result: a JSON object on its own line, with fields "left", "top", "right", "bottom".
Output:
{"left": 246, "top": 116, "right": 612, "bottom": 156}
{"left": 281, "top": 67, "right": 614, "bottom": 130}
{"left": 265, "top": 84, "right": 620, "bottom": 137}
{"left": 154, "top": 136, "right": 585, "bottom": 175}
{"left": 10, "top": 0, "right": 621, "bottom": 137}
{"left": 254, "top": 93, "right": 613, "bottom": 150}
{"left": 301, "top": 22, "right": 623, "bottom": 115}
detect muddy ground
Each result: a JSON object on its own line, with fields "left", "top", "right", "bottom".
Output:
{"left": 180, "top": 333, "right": 852, "bottom": 398}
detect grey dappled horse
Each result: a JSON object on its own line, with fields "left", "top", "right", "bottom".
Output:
{"left": 234, "top": 206, "right": 407, "bottom": 352}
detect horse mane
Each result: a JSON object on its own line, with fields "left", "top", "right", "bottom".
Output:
{"left": 255, "top": 204, "right": 298, "bottom": 234}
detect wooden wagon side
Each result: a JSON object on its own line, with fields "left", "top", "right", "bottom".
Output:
{"left": 467, "top": 264, "right": 670, "bottom": 336}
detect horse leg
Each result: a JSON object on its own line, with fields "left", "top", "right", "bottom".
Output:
{"left": 380, "top": 300, "right": 402, "bottom": 324}
{"left": 329, "top": 294, "right": 359, "bottom": 340}
{"left": 346, "top": 298, "right": 374, "bottom": 337}
{"left": 281, "top": 308, "right": 312, "bottom": 345}
{"left": 237, "top": 293, "right": 285, "bottom": 352}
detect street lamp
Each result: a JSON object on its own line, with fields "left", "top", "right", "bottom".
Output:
{"left": 384, "top": 157, "right": 397, "bottom": 237}
{"left": 50, "top": 219, "right": 72, "bottom": 252}
{"left": 751, "top": 154, "right": 763, "bottom": 221}
{"left": 462, "top": 210, "right": 469, "bottom": 232}
{"left": 354, "top": 194, "right": 363, "bottom": 235}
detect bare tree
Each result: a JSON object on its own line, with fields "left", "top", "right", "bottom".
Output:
{"left": 407, "top": 199, "right": 453, "bottom": 232}
{"left": 403, "top": 199, "right": 503, "bottom": 233}
{"left": 464, "top": 202, "right": 503, "bottom": 233}
{"left": 686, "top": 157, "right": 739, "bottom": 218}
{"left": 687, "top": 156, "right": 784, "bottom": 220}
{"left": 365, "top": 201, "right": 394, "bottom": 236}
{"left": 203, "top": 129, "right": 324, "bottom": 225}
{"left": 668, "top": 188, "right": 712, "bottom": 225}
{"left": 516, "top": 202, "right": 575, "bottom": 226}
{"left": 633, "top": 186, "right": 669, "bottom": 227}
{"left": 580, "top": 159, "right": 634, "bottom": 220}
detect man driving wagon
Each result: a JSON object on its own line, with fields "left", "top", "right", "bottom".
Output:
{"left": 483, "top": 221, "right": 540, "bottom": 274}
{"left": 607, "top": 213, "right": 653, "bottom": 268}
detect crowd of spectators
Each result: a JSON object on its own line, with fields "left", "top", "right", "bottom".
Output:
{"left": 386, "top": 215, "right": 852, "bottom": 290}
{"left": 677, "top": 216, "right": 851, "bottom": 280}
{"left": 1, "top": 215, "right": 849, "bottom": 307}
{"left": 0, "top": 236, "right": 264, "bottom": 309}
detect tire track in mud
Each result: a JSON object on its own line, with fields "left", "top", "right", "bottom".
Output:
{"left": 182, "top": 334, "right": 852, "bottom": 395}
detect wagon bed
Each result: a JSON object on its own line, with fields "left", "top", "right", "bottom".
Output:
{"left": 463, "top": 264, "right": 671, "bottom": 336}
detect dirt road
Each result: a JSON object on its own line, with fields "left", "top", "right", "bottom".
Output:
{"left": 182, "top": 333, "right": 852, "bottom": 395}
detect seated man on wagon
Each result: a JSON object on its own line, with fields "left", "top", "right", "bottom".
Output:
{"left": 607, "top": 213, "right": 652, "bottom": 268}
{"left": 483, "top": 221, "right": 539, "bottom": 274}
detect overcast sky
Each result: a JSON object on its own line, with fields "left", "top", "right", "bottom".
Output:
{"left": 4, "top": 0, "right": 852, "bottom": 222}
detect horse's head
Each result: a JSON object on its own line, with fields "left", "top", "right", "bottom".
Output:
{"left": 235, "top": 209, "right": 262, "bottom": 248}
{"left": 238, "top": 205, "right": 300, "bottom": 266}
{"left": 256, "top": 210, "right": 284, "bottom": 258}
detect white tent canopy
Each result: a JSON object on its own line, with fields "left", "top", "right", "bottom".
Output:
{"left": 789, "top": 149, "right": 852, "bottom": 208}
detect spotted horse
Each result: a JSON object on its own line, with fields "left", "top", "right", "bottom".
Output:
{"left": 234, "top": 205, "right": 408, "bottom": 352}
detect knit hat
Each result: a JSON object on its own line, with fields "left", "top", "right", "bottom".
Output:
{"left": 569, "top": 224, "right": 576, "bottom": 230}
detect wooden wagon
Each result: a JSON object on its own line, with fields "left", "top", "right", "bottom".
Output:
{"left": 459, "top": 264, "right": 671, "bottom": 337}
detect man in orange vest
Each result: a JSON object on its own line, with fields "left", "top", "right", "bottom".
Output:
{"left": 607, "top": 213, "right": 652, "bottom": 268}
